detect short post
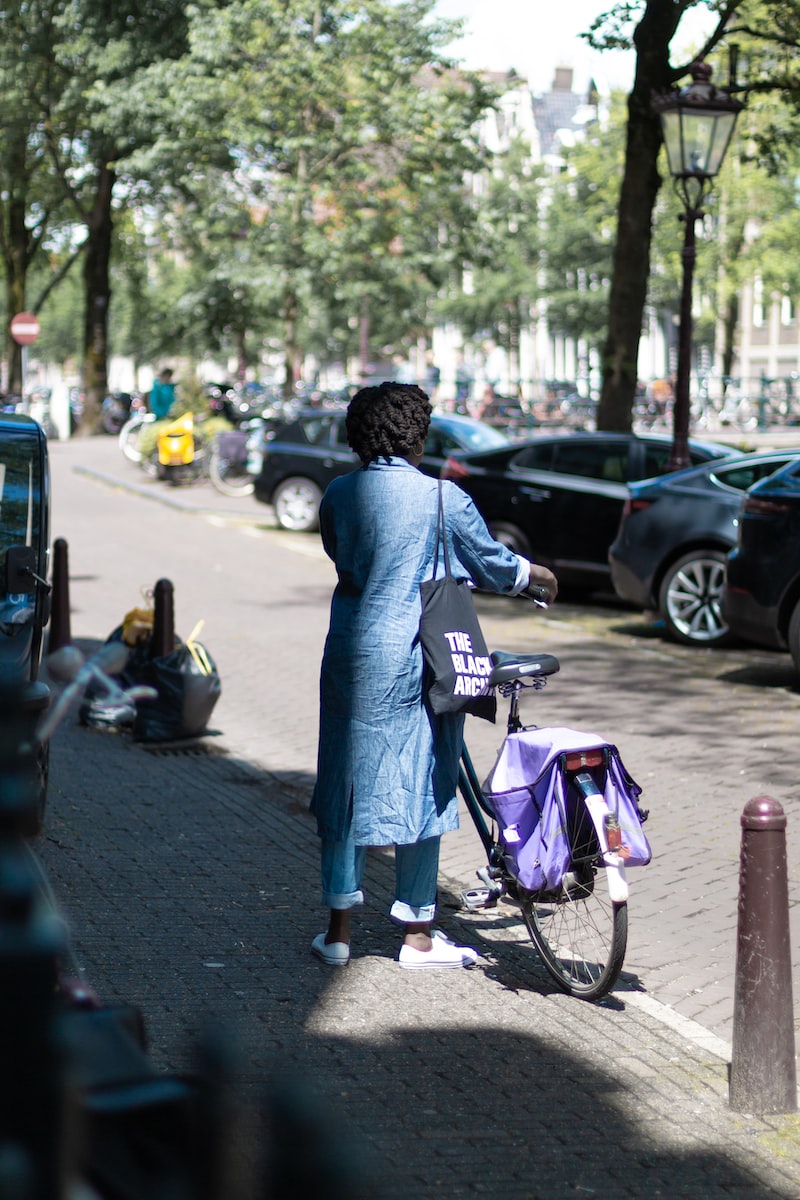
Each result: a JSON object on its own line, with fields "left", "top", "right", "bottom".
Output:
{"left": 729, "top": 796, "right": 797, "bottom": 1113}
{"left": 758, "top": 372, "right": 771, "bottom": 433}
{"left": 47, "top": 537, "right": 71, "bottom": 654}
{"left": 150, "top": 578, "right": 176, "bottom": 659}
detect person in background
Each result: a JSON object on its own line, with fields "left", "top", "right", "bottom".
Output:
{"left": 310, "top": 381, "right": 557, "bottom": 970}
{"left": 423, "top": 351, "right": 441, "bottom": 404}
{"left": 454, "top": 351, "right": 474, "bottom": 412}
{"left": 474, "top": 383, "right": 499, "bottom": 422}
{"left": 148, "top": 368, "right": 176, "bottom": 420}
{"left": 391, "top": 353, "right": 414, "bottom": 384}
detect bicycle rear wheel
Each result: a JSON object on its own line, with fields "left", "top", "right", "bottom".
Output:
{"left": 519, "top": 794, "right": 628, "bottom": 1000}
{"left": 208, "top": 444, "right": 254, "bottom": 496}
{"left": 119, "top": 414, "right": 154, "bottom": 464}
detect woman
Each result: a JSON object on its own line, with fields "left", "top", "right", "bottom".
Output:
{"left": 311, "top": 382, "right": 557, "bottom": 969}
{"left": 148, "top": 368, "right": 176, "bottom": 420}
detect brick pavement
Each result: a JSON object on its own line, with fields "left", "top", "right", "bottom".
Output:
{"left": 32, "top": 434, "right": 800, "bottom": 1196}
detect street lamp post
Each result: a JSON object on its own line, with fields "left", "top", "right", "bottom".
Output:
{"left": 653, "top": 61, "right": 743, "bottom": 470}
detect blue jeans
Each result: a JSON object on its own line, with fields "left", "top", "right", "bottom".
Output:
{"left": 320, "top": 825, "right": 440, "bottom": 924}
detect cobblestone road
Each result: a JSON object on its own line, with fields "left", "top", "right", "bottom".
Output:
{"left": 29, "top": 434, "right": 800, "bottom": 1198}
{"left": 49, "top": 436, "right": 800, "bottom": 1049}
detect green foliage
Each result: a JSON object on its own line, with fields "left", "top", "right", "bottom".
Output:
{"left": 9, "top": 0, "right": 800, "bottom": 416}
{"left": 141, "top": 0, "right": 496, "bottom": 377}
{"left": 542, "top": 98, "right": 625, "bottom": 351}
{"left": 438, "top": 135, "right": 543, "bottom": 348}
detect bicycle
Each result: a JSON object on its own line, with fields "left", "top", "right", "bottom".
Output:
{"left": 207, "top": 417, "right": 271, "bottom": 498}
{"left": 457, "top": 599, "right": 650, "bottom": 1000}
{"left": 118, "top": 408, "right": 157, "bottom": 466}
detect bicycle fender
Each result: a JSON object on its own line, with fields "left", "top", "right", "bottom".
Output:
{"left": 582, "top": 791, "right": 629, "bottom": 903}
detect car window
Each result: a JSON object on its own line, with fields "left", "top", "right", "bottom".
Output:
{"left": 641, "top": 443, "right": 673, "bottom": 477}
{"left": 299, "top": 417, "right": 335, "bottom": 446}
{"left": 712, "top": 459, "right": 795, "bottom": 492}
{"left": 330, "top": 419, "right": 351, "bottom": 449}
{"left": 424, "top": 428, "right": 449, "bottom": 458}
{"left": 511, "top": 443, "right": 556, "bottom": 471}
{"left": 0, "top": 439, "right": 41, "bottom": 555}
{"left": 551, "top": 441, "right": 627, "bottom": 482}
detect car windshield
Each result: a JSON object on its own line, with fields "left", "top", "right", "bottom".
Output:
{"left": 0, "top": 428, "right": 42, "bottom": 557}
{"left": 711, "top": 457, "right": 799, "bottom": 492}
{"left": 433, "top": 417, "right": 508, "bottom": 452}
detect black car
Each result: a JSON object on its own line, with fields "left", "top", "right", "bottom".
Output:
{"left": 440, "top": 431, "right": 736, "bottom": 591}
{"left": 723, "top": 459, "right": 800, "bottom": 666}
{"left": 252, "top": 409, "right": 510, "bottom": 531}
{"left": 609, "top": 449, "right": 800, "bottom": 645}
{"left": 0, "top": 413, "right": 52, "bottom": 831}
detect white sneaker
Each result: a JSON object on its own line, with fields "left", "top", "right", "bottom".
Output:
{"left": 311, "top": 933, "right": 350, "bottom": 966}
{"left": 398, "top": 930, "right": 479, "bottom": 970}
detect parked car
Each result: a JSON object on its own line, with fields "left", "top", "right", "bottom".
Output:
{"left": 439, "top": 431, "right": 737, "bottom": 592}
{"left": 722, "top": 458, "right": 800, "bottom": 667}
{"left": 608, "top": 449, "right": 800, "bottom": 645}
{"left": 253, "top": 409, "right": 510, "bottom": 532}
{"left": 0, "top": 412, "right": 52, "bottom": 832}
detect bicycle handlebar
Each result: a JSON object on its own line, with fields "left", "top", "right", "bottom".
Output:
{"left": 526, "top": 583, "right": 550, "bottom": 608}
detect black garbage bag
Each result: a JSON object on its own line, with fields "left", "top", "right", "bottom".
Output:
{"left": 130, "top": 639, "right": 221, "bottom": 743}
{"left": 80, "top": 627, "right": 221, "bottom": 742}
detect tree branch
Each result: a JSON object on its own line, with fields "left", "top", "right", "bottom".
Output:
{"left": 31, "top": 237, "right": 88, "bottom": 312}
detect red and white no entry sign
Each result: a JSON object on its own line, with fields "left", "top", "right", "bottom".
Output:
{"left": 10, "top": 312, "right": 40, "bottom": 345}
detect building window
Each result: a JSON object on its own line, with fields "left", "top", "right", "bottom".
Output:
{"left": 781, "top": 295, "right": 796, "bottom": 326}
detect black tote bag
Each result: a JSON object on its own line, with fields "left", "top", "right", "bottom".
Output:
{"left": 418, "top": 482, "right": 496, "bottom": 722}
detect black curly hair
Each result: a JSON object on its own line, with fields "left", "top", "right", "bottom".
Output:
{"left": 346, "top": 382, "right": 432, "bottom": 466}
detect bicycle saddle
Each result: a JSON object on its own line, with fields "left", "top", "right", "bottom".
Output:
{"left": 489, "top": 651, "right": 560, "bottom": 685}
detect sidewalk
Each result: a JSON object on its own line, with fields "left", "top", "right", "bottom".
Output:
{"left": 39, "top": 708, "right": 800, "bottom": 1200}
{"left": 36, "top": 434, "right": 800, "bottom": 1197}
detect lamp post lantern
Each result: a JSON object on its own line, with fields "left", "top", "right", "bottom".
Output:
{"left": 653, "top": 61, "right": 743, "bottom": 470}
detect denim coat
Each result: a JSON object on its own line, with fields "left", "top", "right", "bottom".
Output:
{"left": 311, "top": 458, "right": 525, "bottom": 846}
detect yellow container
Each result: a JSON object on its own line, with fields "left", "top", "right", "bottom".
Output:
{"left": 158, "top": 412, "right": 195, "bottom": 466}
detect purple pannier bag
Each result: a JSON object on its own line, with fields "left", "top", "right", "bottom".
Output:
{"left": 483, "top": 727, "right": 651, "bottom": 892}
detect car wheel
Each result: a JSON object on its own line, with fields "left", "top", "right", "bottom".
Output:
{"left": 488, "top": 522, "right": 532, "bottom": 559}
{"left": 659, "top": 549, "right": 732, "bottom": 646}
{"left": 272, "top": 477, "right": 323, "bottom": 532}
{"left": 787, "top": 601, "right": 800, "bottom": 673}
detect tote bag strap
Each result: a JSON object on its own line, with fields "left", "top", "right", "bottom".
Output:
{"left": 432, "top": 480, "right": 453, "bottom": 582}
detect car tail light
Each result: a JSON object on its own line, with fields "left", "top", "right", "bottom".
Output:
{"left": 442, "top": 456, "right": 469, "bottom": 480}
{"left": 742, "top": 496, "right": 791, "bottom": 516}
{"left": 622, "top": 497, "right": 653, "bottom": 518}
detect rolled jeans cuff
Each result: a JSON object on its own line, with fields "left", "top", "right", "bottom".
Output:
{"left": 322, "top": 888, "right": 364, "bottom": 910}
{"left": 390, "top": 899, "right": 437, "bottom": 924}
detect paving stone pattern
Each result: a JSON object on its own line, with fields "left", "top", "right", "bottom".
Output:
{"left": 33, "top": 436, "right": 800, "bottom": 1197}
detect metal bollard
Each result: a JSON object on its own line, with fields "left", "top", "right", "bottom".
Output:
{"left": 47, "top": 538, "right": 71, "bottom": 654}
{"left": 729, "top": 795, "right": 797, "bottom": 1113}
{"left": 150, "top": 578, "right": 176, "bottom": 659}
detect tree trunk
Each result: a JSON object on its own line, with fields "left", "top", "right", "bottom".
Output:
{"left": 359, "top": 298, "right": 370, "bottom": 385}
{"left": 4, "top": 190, "right": 30, "bottom": 395}
{"left": 79, "top": 162, "right": 116, "bottom": 436}
{"left": 596, "top": 0, "right": 684, "bottom": 431}
{"left": 283, "top": 287, "right": 301, "bottom": 401}
{"left": 236, "top": 328, "right": 248, "bottom": 381}
{"left": 721, "top": 293, "right": 739, "bottom": 385}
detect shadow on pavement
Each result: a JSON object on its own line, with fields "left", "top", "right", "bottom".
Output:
{"left": 717, "top": 662, "right": 799, "bottom": 690}
{"left": 31, "top": 638, "right": 800, "bottom": 1200}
